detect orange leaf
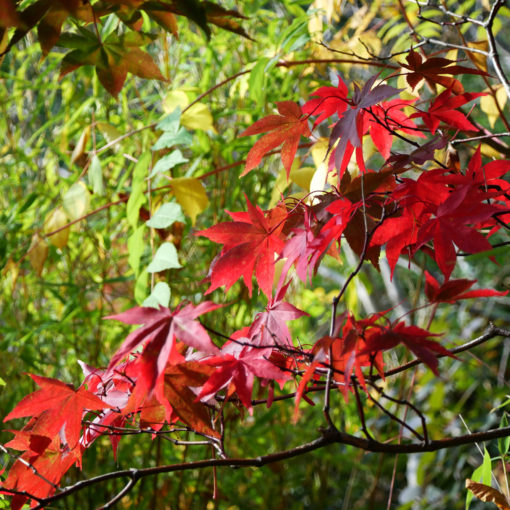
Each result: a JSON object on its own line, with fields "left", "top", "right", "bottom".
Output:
{"left": 466, "top": 479, "right": 510, "bottom": 510}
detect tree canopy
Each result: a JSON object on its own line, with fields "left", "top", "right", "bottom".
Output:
{"left": 1, "top": 1, "right": 510, "bottom": 509}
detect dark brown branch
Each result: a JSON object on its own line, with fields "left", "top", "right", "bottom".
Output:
{"left": 32, "top": 424, "right": 510, "bottom": 509}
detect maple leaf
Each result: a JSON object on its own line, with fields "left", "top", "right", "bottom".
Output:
{"left": 302, "top": 76, "right": 349, "bottom": 126}
{"left": 59, "top": 28, "right": 166, "bottom": 97}
{"left": 248, "top": 282, "right": 307, "bottom": 347}
{"left": 2, "top": 432, "right": 77, "bottom": 510}
{"left": 197, "top": 197, "right": 287, "bottom": 297}
{"left": 363, "top": 321, "right": 454, "bottom": 375}
{"left": 410, "top": 87, "right": 486, "bottom": 134}
{"left": 197, "top": 342, "right": 289, "bottom": 413}
{"left": 424, "top": 271, "right": 508, "bottom": 303}
{"left": 2, "top": 0, "right": 97, "bottom": 57}
{"left": 387, "top": 136, "right": 447, "bottom": 171}
{"left": 160, "top": 361, "right": 219, "bottom": 438}
{"left": 328, "top": 74, "right": 401, "bottom": 176}
{"left": 3, "top": 374, "right": 112, "bottom": 450}
{"left": 401, "top": 47, "right": 489, "bottom": 94}
{"left": 363, "top": 98, "right": 424, "bottom": 160}
{"left": 106, "top": 302, "right": 221, "bottom": 406}
{"left": 240, "top": 101, "right": 311, "bottom": 177}
{"left": 414, "top": 184, "right": 497, "bottom": 279}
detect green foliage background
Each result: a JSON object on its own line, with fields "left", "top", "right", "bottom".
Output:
{"left": 1, "top": 1, "right": 509, "bottom": 508}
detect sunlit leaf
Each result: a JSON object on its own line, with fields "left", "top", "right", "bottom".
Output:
{"left": 147, "top": 242, "right": 182, "bottom": 273}
{"left": 171, "top": 177, "right": 209, "bottom": 225}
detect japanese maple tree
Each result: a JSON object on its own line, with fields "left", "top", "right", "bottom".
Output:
{"left": 1, "top": 1, "right": 510, "bottom": 509}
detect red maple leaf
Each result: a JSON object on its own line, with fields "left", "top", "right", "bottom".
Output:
{"left": 424, "top": 271, "right": 508, "bottom": 303}
{"left": 105, "top": 302, "right": 221, "bottom": 405}
{"left": 363, "top": 321, "right": 454, "bottom": 375}
{"left": 2, "top": 432, "right": 77, "bottom": 510}
{"left": 363, "top": 98, "right": 424, "bottom": 159}
{"left": 196, "top": 342, "right": 289, "bottom": 413}
{"left": 414, "top": 184, "right": 497, "bottom": 279}
{"left": 3, "top": 374, "right": 112, "bottom": 450}
{"left": 197, "top": 197, "right": 287, "bottom": 297}
{"left": 248, "top": 282, "right": 307, "bottom": 347}
{"left": 302, "top": 76, "right": 349, "bottom": 126}
{"left": 240, "top": 101, "right": 311, "bottom": 177}
{"left": 328, "top": 74, "right": 401, "bottom": 176}
{"left": 401, "top": 48, "right": 489, "bottom": 94}
{"left": 410, "top": 87, "right": 486, "bottom": 134}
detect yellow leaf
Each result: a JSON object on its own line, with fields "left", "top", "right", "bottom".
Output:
{"left": 63, "top": 181, "right": 91, "bottom": 221}
{"left": 181, "top": 103, "right": 216, "bottom": 133}
{"left": 2, "top": 258, "right": 20, "bottom": 292}
{"left": 311, "top": 138, "right": 329, "bottom": 167}
{"left": 28, "top": 234, "right": 49, "bottom": 276}
{"left": 44, "top": 208, "right": 69, "bottom": 249}
{"left": 269, "top": 167, "right": 291, "bottom": 208}
{"left": 163, "top": 89, "right": 216, "bottom": 132}
{"left": 481, "top": 85, "right": 508, "bottom": 128}
{"left": 163, "top": 90, "right": 189, "bottom": 113}
{"left": 96, "top": 122, "right": 123, "bottom": 149}
{"left": 310, "top": 163, "right": 328, "bottom": 193}
{"left": 290, "top": 166, "right": 315, "bottom": 190}
{"left": 171, "top": 177, "right": 209, "bottom": 225}
{"left": 467, "top": 40, "right": 489, "bottom": 72}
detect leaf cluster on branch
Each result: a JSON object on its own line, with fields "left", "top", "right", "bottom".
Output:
{"left": 1, "top": 0, "right": 510, "bottom": 509}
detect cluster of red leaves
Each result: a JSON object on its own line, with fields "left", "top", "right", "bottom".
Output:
{"left": 2, "top": 51, "right": 509, "bottom": 509}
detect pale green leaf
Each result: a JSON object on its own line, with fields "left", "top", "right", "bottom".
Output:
{"left": 143, "top": 282, "right": 171, "bottom": 308}
{"left": 63, "top": 181, "right": 90, "bottom": 221}
{"left": 128, "top": 225, "right": 145, "bottom": 277}
{"left": 147, "top": 242, "right": 182, "bottom": 273}
{"left": 149, "top": 150, "right": 188, "bottom": 177}
{"left": 152, "top": 128, "right": 193, "bottom": 150}
{"left": 127, "top": 152, "right": 150, "bottom": 228}
{"left": 88, "top": 154, "right": 104, "bottom": 196}
{"left": 146, "top": 202, "right": 185, "bottom": 229}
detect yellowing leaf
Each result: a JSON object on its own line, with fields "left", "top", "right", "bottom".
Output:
{"left": 163, "top": 90, "right": 189, "bottom": 113}
{"left": 28, "top": 234, "right": 49, "bottom": 276}
{"left": 96, "top": 122, "right": 123, "bottom": 148}
{"left": 181, "top": 103, "right": 216, "bottom": 132}
{"left": 467, "top": 40, "right": 489, "bottom": 72}
{"left": 63, "top": 181, "right": 90, "bottom": 221}
{"left": 269, "top": 167, "right": 291, "bottom": 207}
{"left": 171, "top": 177, "right": 209, "bottom": 225}
{"left": 481, "top": 85, "right": 508, "bottom": 128}
{"left": 290, "top": 166, "right": 315, "bottom": 190}
{"left": 71, "top": 126, "right": 90, "bottom": 164}
{"left": 164, "top": 90, "right": 215, "bottom": 132}
{"left": 44, "top": 208, "right": 69, "bottom": 249}
{"left": 311, "top": 138, "right": 329, "bottom": 168}
{"left": 2, "top": 258, "right": 20, "bottom": 292}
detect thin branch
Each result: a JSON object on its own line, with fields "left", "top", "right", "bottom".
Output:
{"left": 382, "top": 324, "right": 510, "bottom": 379}
{"left": 31, "top": 424, "right": 510, "bottom": 509}
{"left": 486, "top": 0, "right": 510, "bottom": 101}
{"left": 96, "top": 469, "right": 139, "bottom": 510}
{"left": 451, "top": 132, "right": 510, "bottom": 145}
